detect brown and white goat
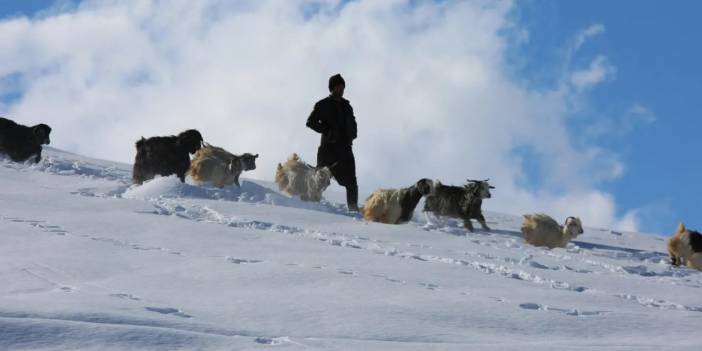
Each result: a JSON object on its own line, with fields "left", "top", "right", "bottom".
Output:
{"left": 275, "top": 153, "right": 332, "bottom": 202}
{"left": 361, "top": 179, "right": 434, "bottom": 224}
{"left": 189, "top": 143, "right": 258, "bottom": 188}
{"left": 668, "top": 223, "right": 702, "bottom": 271}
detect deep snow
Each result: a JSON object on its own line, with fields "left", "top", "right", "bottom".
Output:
{"left": 0, "top": 148, "right": 700, "bottom": 350}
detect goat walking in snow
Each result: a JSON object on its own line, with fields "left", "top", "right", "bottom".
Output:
{"left": 275, "top": 153, "right": 332, "bottom": 202}
{"left": 132, "top": 129, "right": 203, "bottom": 184}
{"left": 361, "top": 179, "right": 434, "bottom": 224}
{"left": 0, "top": 117, "right": 52, "bottom": 163}
{"left": 521, "top": 214, "right": 583, "bottom": 249}
{"left": 668, "top": 223, "right": 702, "bottom": 271}
{"left": 423, "top": 179, "right": 494, "bottom": 232}
{"left": 189, "top": 143, "right": 258, "bottom": 188}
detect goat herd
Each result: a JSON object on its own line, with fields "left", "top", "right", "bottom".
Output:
{"left": 0, "top": 119, "right": 700, "bottom": 272}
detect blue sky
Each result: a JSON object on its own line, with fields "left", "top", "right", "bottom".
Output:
{"left": 0, "top": 1, "right": 57, "bottom": 18}
{"left": 0, "top": 0, "right": 699, "bottom": 234}
{"left": 508, "top": 0, "right": 702, "bottom": 233}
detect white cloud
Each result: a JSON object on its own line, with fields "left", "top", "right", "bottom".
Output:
{"left": 573, "top": 23, "right": 605, "bottom": 52}
{"left": 627, "top": 103, "right": 657, "bottom": 125}
{"left": 570, "top": 55, "right": 616, "bottom": 91}
{"left": 0, "top": 0, "right": 639, "bottom": 231}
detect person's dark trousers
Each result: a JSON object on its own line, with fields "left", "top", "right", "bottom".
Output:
{"left": 317, "top": 143, "right": 358, "bottom": 211}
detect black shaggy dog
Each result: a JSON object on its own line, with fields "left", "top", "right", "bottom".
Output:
{"left": 423, "top": 179, "right": 494, "bottom": 232}
{"left": 0, "top": 117, "right": 52, "bottom": 163}
{"left": 132, "top": 129, "right": 203, "bottom": 184}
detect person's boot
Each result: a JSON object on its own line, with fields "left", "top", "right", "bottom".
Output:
{"left": 346, "top": 184, "right": 359, "bottom": 212}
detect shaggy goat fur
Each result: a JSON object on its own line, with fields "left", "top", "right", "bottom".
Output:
{"left": 0, "top": 117, "right": 51, "bottom": 163}
{"left": 361, "top": 179, "right": 434, "bottom": 224}
{"left": 423, "top": 179, "right": 494, "bottom": 232}
{"left": 668, "top": 223, "right": 702, "bottom": 270}
{"left": 275, "top": 153, "right": 332, "bottom": 202}
{"left": 189, "top": 143, "right": 258, "bottom": 188}
{"left": 132, "top": 129, "right": 203, "bottom": 184}
{"left": 521, "top": 214, "right": 584, "bottom": 249}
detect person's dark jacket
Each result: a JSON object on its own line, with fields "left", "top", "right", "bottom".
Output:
{"left": 306, "top": 96, "right": 357, "bottom": 146}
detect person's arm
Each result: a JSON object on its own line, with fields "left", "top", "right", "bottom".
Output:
{"left": 306, "top": 102, "right": 327, "bottom": 134}
{"left": 347, "top": 104, "right": 357, "bottom": 140}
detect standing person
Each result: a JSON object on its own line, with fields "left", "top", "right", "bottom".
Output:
{"left": 306, "top": 73, "right": 359, "bottom": 212}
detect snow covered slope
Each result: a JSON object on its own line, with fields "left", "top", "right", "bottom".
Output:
{"left": 0, "top": 148, "right": 700, "bottom": 350}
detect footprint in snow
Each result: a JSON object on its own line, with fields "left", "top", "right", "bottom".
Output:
{"left": 254, "top": 336, "right": 289, "bottom": 345}
{"left": 110, "top": 293, "right": 141, "bottom": 301}
{"left": 371, "top": 274, "right": 405, "bottom": 284}
{"left": 227, "top": 257, "right": 263, "bottom": 265}
{"left": 519, "top": 302, "right": 608, "bottom": 316}
{"left": 528, "top": 261, "right": 553, "bottom": 270}
{"left": 419, "top": 282, "right": 439, "bottom": 290}
{"left": 145, "top": 307, "right": 192, "bottom": 318}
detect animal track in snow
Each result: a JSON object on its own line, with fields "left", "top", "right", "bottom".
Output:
{"left": 139, "top": 199, "right": 682, "bottom": 300}
{"left": 370, "top": 274, "right": 405, "bottom": 284}
{"left": 19, "top": 265, "right": 76, "bottom": 293}
{"left": 3, "top": 214, "right": 185, "bottom": 260}
{"left": 87, "top": 236, "right": 183, "bottom": 256}
{"left": 519, "top": 302, "right": 609, "bottom": 316}
{"left": 226, "top": 257, "right": 263, "bottom": 265}
{"left": 145, "top": 307, "right": 192, "bottom": 318}
{"left": 110, "top": 293, "right": 141, "bottom": 301}
{"left": 418, "top": 282, "right": 439, "bottom": 290}
{"left": 2, "top": 216, "right": 69, "bottom": 236}
{"left": 613, "top": 293, "right": 702, "bottom": 313}
{"left": 1, "top": 154, "right": 132, "bottom": 183}
{"left": 254, "top": 336, "right": 291, "bottom": 345}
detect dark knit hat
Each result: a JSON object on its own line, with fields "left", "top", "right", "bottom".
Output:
{"left": 328, "top": 74, "right": 345, "bottom": 91}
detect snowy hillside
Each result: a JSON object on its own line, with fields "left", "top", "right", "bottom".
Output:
{"left": 1, "top": 148, "right": 700, "bottom": 350}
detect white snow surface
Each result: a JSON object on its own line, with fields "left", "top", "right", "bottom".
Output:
{"left": 0, "top": 148, "right": 700, "bottom": 350}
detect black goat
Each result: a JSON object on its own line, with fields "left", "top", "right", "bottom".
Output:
{"left": 132, "top": 129, "right": 203, "bottom": 184}
{"left": 423, "top": 179, "right": 494, "bottom": 232}
{"left": 0, "top": 117, "right": 51, "bottom": 163}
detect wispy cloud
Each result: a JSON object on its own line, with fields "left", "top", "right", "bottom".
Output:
{"left": 570, "top": 55, "right": 617, "bottom": 91}
{"left": 627, "top": 103, "right": 657, "bottom": 125}
{"left": 0, "top": 0, "right": 639, "bottom": 230}
{"left": 573, "top": 23, "right": 605, "bottom": 52}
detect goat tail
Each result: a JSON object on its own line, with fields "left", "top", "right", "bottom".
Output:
{"left": 677, "top": 222, "right": 686, "bottom": 234}
{"left": 274, "top": 164, "right": 288, "bottom": 191}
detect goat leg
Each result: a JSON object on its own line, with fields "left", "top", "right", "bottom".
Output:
{"left": 463, "top": 218, "right": 474, "bottom": 232}
{"left": 476, "top": 214, "right": 491, "bottom": 231}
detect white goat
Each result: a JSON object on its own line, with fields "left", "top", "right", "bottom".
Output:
{"left": 521, "top": 213, "right": 583, "bottom": 249}
{"left": 275, "top": 153, "right": 332, "bottom": 202}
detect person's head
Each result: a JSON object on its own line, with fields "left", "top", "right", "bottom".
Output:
{"left": 328, "top": 73, "right": 345, "bottom": 97}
